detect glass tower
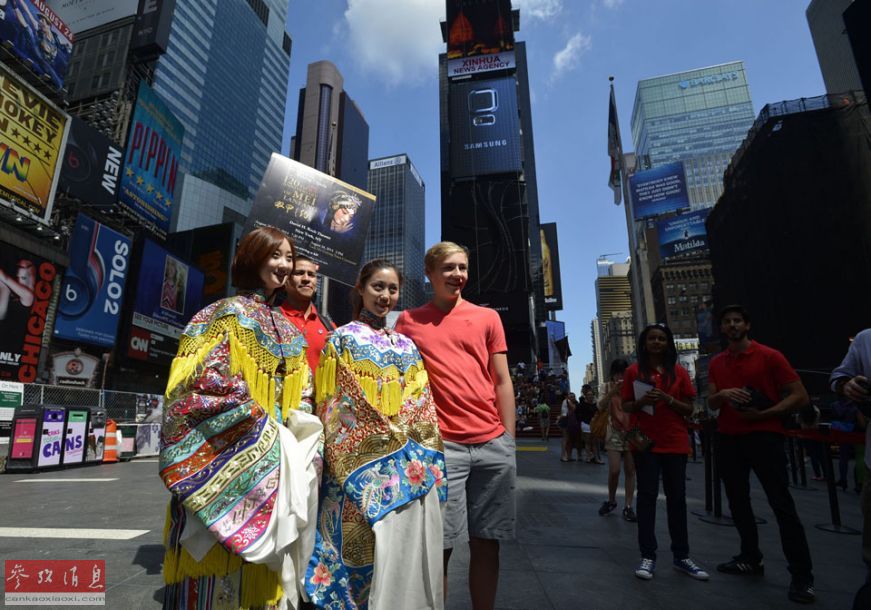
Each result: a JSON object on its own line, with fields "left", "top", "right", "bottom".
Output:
{"left": 364, "top": 155, "right": 426, "bottom": 311}
{"left": 151, "top": 0, "right": 292, "bottom": 231}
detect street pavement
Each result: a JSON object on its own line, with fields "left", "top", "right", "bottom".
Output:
{"left": 0, "top": 439, "right": 863, "bottom": 608}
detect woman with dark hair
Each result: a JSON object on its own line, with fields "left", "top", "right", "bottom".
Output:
{"left": 306, "top": 259, "right": 446, "bottom": 609}
{"left": 597, "top": 358, "right": 636, "bottom": 522}
{"left": 621, "top": 324, "right": 709, "bottom": 582}
{"left": 160, "top": 227, "right": 322, "bottom": 609}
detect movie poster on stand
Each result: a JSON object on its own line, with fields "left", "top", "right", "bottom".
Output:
{"left": 0, "top": 63, "right": 70, "bottom": 224}
{"left": 54, "top": 214, "right": 131, "bottom": 347}
{"left": 0, "top": 0, "right": 74, "bottom": 89}
{"left": 657, "top": 209, "right": 709, "bottom": 259}
{"left": 246, "top": 154, "right": 376, "bottom": 286}
{"left": 0, "top": 244, "right": 60, "bottom": 383}
{"left": 118, "top": 82, "right": 184, "bottom": 238}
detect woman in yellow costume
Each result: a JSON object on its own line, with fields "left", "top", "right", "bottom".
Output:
{"left": 305, "top": 259, "right": 446, "bottom": 610}
{"left": 160, "top": 227, "right": 322, "bottom": 609}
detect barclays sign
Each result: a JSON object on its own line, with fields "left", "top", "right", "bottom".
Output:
{"left": 678, "top": 71, "right": 739, "bottom": 89}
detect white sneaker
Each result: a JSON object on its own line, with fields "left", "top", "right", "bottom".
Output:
{"left": 635, "top": 558, "right": 655, "bottom": 580}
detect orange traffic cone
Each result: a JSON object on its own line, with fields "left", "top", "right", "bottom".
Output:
{"left": 103, "top": 419, "right": 118, "bottom": 463}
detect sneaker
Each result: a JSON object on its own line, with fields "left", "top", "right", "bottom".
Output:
{"left": 599, "top": 501, "right": 617, "bottom": 516}
{"left": 788, "top": 579, "right": 815, "bottom": 604}
{"left": 673, "top": 558, "right": 710, "bottom": 581}
{"left": 717, "top": 556, "right": 764, "bottom": 575}
{"left": 623, "top": 506, "right": 637, "bottom": 522}
{"left": 634, "top": 558, "right": 655, "bottom": 580}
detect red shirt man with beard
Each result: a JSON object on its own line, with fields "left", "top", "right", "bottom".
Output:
{"left": 280, "top": 256, "right": 334, "bottom": 373}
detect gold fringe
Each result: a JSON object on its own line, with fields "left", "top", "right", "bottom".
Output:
{"left": 240, "top": 563, "right": 283, "bottom": 607}
{"left": 315, "top": 349, "right": 338, "bottom": 404}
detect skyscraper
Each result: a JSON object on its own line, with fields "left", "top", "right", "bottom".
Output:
{"left": 595, "top": 261, "right": 633, "bottom": 380}
{"left": 364, "top": 155, "right": 426, "bottom": 311}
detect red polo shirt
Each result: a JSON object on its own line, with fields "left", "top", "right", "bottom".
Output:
{"left": 708, "top": 341, "right": 800, "bottom": 436}
{"left": 621, "top": 363, "right": 695, "bottom": 454}
{"left": 279, "top": 303, "right": 331, "bottom": 373}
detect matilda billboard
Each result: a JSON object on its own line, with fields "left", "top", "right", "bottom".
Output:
{"left": 54, "top": 214, "right": 131, "bottom": 347}
{"left": 630, "top": 161, "right": 690, "bottom": 221}
{"left": 246, "top": 154, "right": 376, "bottom": 286}
{"left": 0, "top": 63, "right": 70, "bottom": 224}
{"left": 656, "top": 209, "right": 709, "bottom": 260}
{"left": 0, "top": 244, "right": 59, "bottom": 383}
{"left": 0, "top": 0, "right": 74, "bottom": 89}
{"left": 118, "top": 82, "right": 184, "bottom": 238}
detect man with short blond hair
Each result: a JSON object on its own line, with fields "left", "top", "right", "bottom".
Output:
{"left": 396, "top": 241, "right": 515, "bottom": 610}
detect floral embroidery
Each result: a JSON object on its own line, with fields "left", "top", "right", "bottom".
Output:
{"left": 312, "top": 562, "right": 332, "bottom": 587}
{"left": 405, "top": 459, "right": 426, "bottom": 487}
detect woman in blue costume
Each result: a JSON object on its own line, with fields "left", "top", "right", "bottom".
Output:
{"left": 305, "top": 259, "right": 446, "bottom": 609}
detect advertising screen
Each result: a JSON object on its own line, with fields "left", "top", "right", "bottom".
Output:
{"left": 446, "top": 0, "right": 514, "bottom": 59}
{"left": 0, "top": 0, "right": 73, "bottom": 89}
{"left": 128, "top": 239, "right": 204, "bottom": 364}
{"left": 449, "top": 76, "right": 522, "bottom": 179}
{"left": 46, "top": 0, "right": 138, "bottom": 34}
{"left": 167, "top": 222, "right": 235, "bottom": 305}
{"left": 61, "top": 409, "right": 88, "bottom": 464}
{"left": 246, "top": 154, "right": 376, "bottom": 287}
{"left": 10, "top": 417, "right": 37, "bottom": 459}
{"left": 539, "top": 223, "right": 563, "bottom": 311}
{"left": 630, "top": 161, "right": 690, "bottom": 220}
{"left": 54, "top": 214, "right": 131, "bottom": 347}
{"left": 118, "top": 82, "right": 184, "bottom": 238}
{"left": 0, "top": 244, "right": 59, "bottom": 382}
{"left": 37, "top": 407, "right": 66, "bottom": 467}
{"left": 0, "top": 63, "right": 70, "bottom": 224}
{"left": 656, "top": 209, "right": 709, "bottom": 259}
{"left": 58, "top": 117, "right": 124, "bottom": 207}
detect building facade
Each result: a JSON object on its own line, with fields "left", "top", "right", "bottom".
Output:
{"left": 364, "top": 154, "right": 426, "bottom": 311}
{"left": 651, "top": 261, "right": 713, "bottom": 337}
{"left": 806, "top": 0, "right": 863, "bottom": 94}
{"left": 595, "top": 261, "right": 632, "bottom": 385}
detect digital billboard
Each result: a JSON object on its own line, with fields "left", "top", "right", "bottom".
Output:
{"left": 656, "top": 209, "right": 709, "bottom": 259}
{"left": 0, "top": 63, "right": 70, "bottom": 224}
{"left": 46, "top": 0, "right": 138, "bottom": 34}
{"left": 167, "top": 222, "right": 236, "bottom": 305}
{"left": 0, "top": 244, "right": 59, "bottom": 383}
{"left": 130, "top": 0, "right": 177, "bottom": 58}
{"left": 446, "top": 0, "right": 514, "bottom": 60}
{"left": 449, "top": 76, "right": 522, "bottom": 179}
{"left": 630, "top": 161, "right": 690, "bottom": 220}
{"left": 54, "top": 214, "right": 131, "bottom": 347}
{"left": 539, "top": 223, "right": 563, "bottom": 311}
{"left": 58, "top": 117, "right": 123, "bottom": 207}
{"left": 118, "top": 82, "right": 184, "bottom": 238}
{"left": 246, "top": 154, "right": 376, "bottom": 287}
{"left": 127, "top": 239, "right": 203, "bottom": 364}
{"left": 0, "top": 0, "right": 73, "bottom": 89}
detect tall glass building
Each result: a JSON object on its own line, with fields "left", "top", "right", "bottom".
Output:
{"left": 364, "top": 155, "right": 426, "bottom": 310}
{"left": 152, "top": 0, "right": 293, "bottom": 231}
{"left": 631, "top": 62, "right": 755, "bottom": 208}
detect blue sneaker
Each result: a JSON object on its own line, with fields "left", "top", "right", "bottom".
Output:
{"left": 674, "top": 558, "right": 710, "bottom": 581}
{"left": 634, "top": 558, "right": 655, "bottom": 580}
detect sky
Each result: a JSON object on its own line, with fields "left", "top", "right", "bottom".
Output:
{"left": 280, "top": 0, "right": 826, "bottom": 390}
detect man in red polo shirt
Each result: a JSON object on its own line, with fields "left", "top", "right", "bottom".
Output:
{"left": 707, "top": 305, "right": 815, "bottom": 604}
{"left": 280, "top": 256, "right": 335, "bottom": 373}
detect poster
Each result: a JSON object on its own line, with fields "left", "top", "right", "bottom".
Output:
{"left": 0, "top": 0, "right": 73, "bottom": 89}
{"left": 0, "top": 380, "right": 24, "bottom": 436}
{"left": 630, "top": 161, "right": 690, "bottom": 220}
{"left": 539, "top": 223, "right": 563, "bottom": 311}
{"left": 246, "top": 154, "right": 376, "bottom": 286}
{"left": 57, "top": 117, "right": 124, "bottom": 207}
{"left": 657, "top": 210, "right": 709, "bottom": 259}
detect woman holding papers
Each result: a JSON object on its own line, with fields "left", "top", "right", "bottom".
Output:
{"left": 621, "top": 323, "right": 709, "bottom": 583}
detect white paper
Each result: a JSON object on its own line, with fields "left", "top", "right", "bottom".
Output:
{"left": 633, "top": 380, "right": 655, "bottom": 415}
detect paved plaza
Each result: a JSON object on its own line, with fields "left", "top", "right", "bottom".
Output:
{"left": 0, "top": 439, "right": 863, "bottom": 608}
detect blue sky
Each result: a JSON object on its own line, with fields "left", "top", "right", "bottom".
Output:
{"left": 281, "top": 0, "right": 825, "bottom": 389}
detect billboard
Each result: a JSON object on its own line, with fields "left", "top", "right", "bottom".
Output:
{"left": 656, "top": 209, "right": 709, "bottom": 259}
{"left": 0, "top": 244, "right": 59, "bottom": 383}
{"left": 0, "top": 63, "right": 70, "bottom": 224}
{"left": 630, "top": 161, "right": 690, "bottom": 220}
{"left": 167, "top": 222, "right": 236, "bottom": 305}
{"left": 50, "top": 349, "right": 100, "bottom": 387}
{"left": 54, "top": 214, "right": 131, "bottom": 347}
{"left": 446, "top": 0, "right": 514, "bottom": 59}
{"left": 128, "top": 239, "right": 204, "bottom": 364}
{"left": 246, "top": 154, "right": 376, "bottom": 287}
{"left": 0, "top": 0, "right": 73, "bottom": 89}
{"left": 449, "top": 50, "right": 515, "bottom": 80}
{"left": 118, "top": 82, "right": 184, "bottom": 237}
{"left": 58, "top": 117, "right": 123, "bottom": 207}
{"left": 46, "top": 0, "right": 138, "bottom": 34}
{"left": 539, "top": 223, "right": 563, "bottom": 311}
{"left": 449, "top": 76, "right": 522, "bottom": 179}
{"left": 131, "top": 0, "right": 177, "bottom": 58}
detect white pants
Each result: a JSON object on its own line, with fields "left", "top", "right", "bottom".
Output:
{"left": 368, "top": 487, "right": 444, "bottom": 610}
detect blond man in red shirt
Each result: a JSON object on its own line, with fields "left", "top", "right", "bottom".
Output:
{"left": 396, "top": 242, "right": 515, "bottom": 610}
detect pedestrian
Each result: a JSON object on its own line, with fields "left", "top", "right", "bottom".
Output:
{"left": 535, "top": 399, "right": 551, "bottom": 441}
{"left": 829, "top": 328, "right": 871, "bottom": 609}
{"left": 830, "top": 398, "right": 865, "bottom": 492}
{"left": 579, "top": 384, "right": 603, "bottom": 464}
{"left": 396, "top": 241, "right": 516, "bottom": 610}
{"left": 305, "top": 259, "right": 446, "bottom": 609}
{"left": 279, "top": 255, "right": 336, "bottom": 374}
{"left": 707, "top": 305, "right": 815, "bottom": 604}
{"left": 160, "top": 227, "right": 322, "bottom": 609}
{"left": 622, "top": 323, "right": 709, "bottom": 582}
{"left": 598, "top": 358, "right": 637, "bottom": 522}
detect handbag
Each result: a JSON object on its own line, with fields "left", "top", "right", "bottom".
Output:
{"left": 590, "top": 409, "right": 609, "bottom": 440}
{"left": 625, "top": 426, "right": 655, "bottom": 452}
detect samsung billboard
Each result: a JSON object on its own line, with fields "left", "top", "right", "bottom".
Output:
{"left": 630, "top": 161, "right": 690, "bottom": 220}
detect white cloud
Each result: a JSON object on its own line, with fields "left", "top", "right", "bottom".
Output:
{"left": 552, "top": 33, "right": 592, "bottom": 80}
{"left": 343, "top": 0, "right": 445, "bottom": 86}
{"left": 512, "top": 0, "right": 563, "bottom": 20}
{"left": 602, "top": 0, "right": 624, "bottom": 9}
